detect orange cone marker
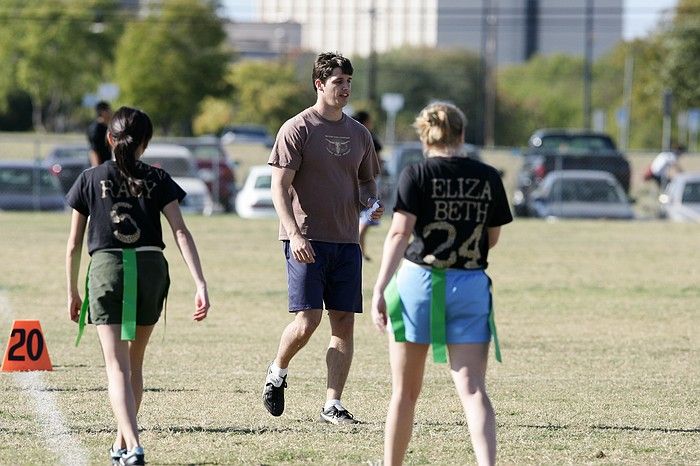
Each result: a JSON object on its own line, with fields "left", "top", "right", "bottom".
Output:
{"left": 1, "top": 320, "right": 52, "bottom": 371}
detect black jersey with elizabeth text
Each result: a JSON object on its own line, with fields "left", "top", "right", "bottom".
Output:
{"left": 66, "top": 160, "right": 186, "bottom": 255}
{"left": 394, "top": 156, "right": 512, "bottom": 269}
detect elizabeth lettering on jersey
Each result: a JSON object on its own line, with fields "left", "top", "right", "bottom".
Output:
{"left": 418, "top": 177, "right": 493, "bottom": 268}
{"left": 430, "top": 177, "right": 492, "bottom": 223}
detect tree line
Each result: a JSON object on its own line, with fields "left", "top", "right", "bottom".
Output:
{"left": 0, "top": 0, "right": 698, "bottom": 150}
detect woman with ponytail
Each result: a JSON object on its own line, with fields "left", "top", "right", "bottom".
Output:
{"left": 370, "top": 102, "right": 512, "bottom": 466}
{"left": 65, "top": 106, "right": 210, "bottom": 465}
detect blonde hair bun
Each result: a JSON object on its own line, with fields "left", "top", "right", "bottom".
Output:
{"left": 413, "top": 101, "right": 466, "bottom": 148}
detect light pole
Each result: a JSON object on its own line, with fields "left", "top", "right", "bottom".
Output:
{"left": 366, "top": 1, "right": 378, "bottom": 108}
{"left": 583, "top": 0, "right": 594, "bottom": 130}
{"left": 482, "top": 0, "right": 498, "bottom": 148}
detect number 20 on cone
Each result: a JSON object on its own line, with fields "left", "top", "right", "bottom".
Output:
{"left": 2, "top": 320, "right": 52, "bottom": 371}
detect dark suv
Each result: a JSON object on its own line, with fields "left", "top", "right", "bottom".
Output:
{"left": 512, "top": 129, "right": 631, "bottom": 216}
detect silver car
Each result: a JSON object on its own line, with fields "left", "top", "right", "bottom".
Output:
{"left": 528, "top": 170, "right": 634, "bottom": 220}
{"left": 141, "top": 144, "right": 214, "bottom": 215}
{"left": 658, "top": 172, "right": 700, "bottom": 222}
{"left": 0, "top": 161, "right": 66, "bottom": 211}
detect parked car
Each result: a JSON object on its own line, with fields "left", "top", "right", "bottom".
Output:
{"left": 235, "top": 165, "right": 276, "bottom": 219}
{"left": 0, "top": 161, "right": 66, "bottom": 211}
{"left": 176, "top": 137, "right": 237, "bottom": 212}
{"left": 382, "top": 142, "right": 481, "bottom": 210}
{"left": 220, "top": 124, "right": 274, "bottom": 146}
{"left": 527, "top": 170, "right": 634, "bottom": 220}
{"left": 658, "top": 171, "right": 700, "bottom": 222}
{"left": 513, "top": 129, "right": 631, "bottom": 216}
{"left": 140, "top": 144, "right": 214, "bottom": 215}
{"left": 44, "top": 145, "right": 90, "bottom": 194}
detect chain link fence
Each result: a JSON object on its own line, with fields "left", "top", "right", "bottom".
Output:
{"left": 0, "top": 134, "right": 242, "bottom": 214}
{"left": 1, "top": 133, "right": 697, "bottom": 220}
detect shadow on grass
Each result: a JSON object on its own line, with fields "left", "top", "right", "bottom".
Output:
{"left": 423, "top": 421, "right": 699, "bottom": 434}
{"left": 515, "top": 423, "right": 699, "bottom": 434}
{"left": 0, "top": 386, "right": 105, "bottom": 392}
{"left": 156, "top": 426, "right": 293, "bottom": 434}
{"left": 591, "top": 424, "right": 700, "bottom": 434}
{"left": 2, "top": 386, "right": 197, "bottom": 393}
{"left": 74, "top": 425, "right": 295, "bottom": 435}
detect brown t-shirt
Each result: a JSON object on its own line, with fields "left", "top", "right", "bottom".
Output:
{"left": 268, "top": 107, "right": 380, "bottom": 243}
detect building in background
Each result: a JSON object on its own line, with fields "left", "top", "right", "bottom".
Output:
{"left": 256, "top": 0, "right": 623, "bottom": 65}
{"left": 223, "top": 21, "right": 302, "bottom": 59}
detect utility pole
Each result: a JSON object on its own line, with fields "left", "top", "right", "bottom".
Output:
{"left": 366, "top": 0, "right": 378, "bottom": 108}
{"left": 662, "top": 89, "right": 672, "bottom": 151}
{"left": 620, "top": 53, "right": 634, "bottom": 151}
{"left": 524, "top": 0, "right": 539, "bottom": 60}
{"left": 482, "top": 0, "right": 498, "bottom": 148}
{"left": 583, "top": 0, "right": 594, "bottom": 129}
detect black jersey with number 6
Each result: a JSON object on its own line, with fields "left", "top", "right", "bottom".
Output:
{"left": 394, "top": 156, "right": 512, "bottom": 269}
{"left": 66, "top": 160, "right": 186, "bottom": 255}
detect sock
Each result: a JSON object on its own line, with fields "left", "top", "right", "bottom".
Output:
{"left": 324, "top": 399, "right": 343, "bottom": 411}
{"left": 267, "top": 363, "right": 288, "bottom": 387}
{"left": 269, "top": 363, "right": 288, "bottom": 379}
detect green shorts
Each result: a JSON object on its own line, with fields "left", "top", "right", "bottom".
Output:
{"left": 88, "top": 250, "right": 170, "bottom": 326}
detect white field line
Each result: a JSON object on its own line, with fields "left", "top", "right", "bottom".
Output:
{"left": 0, "top": 294, "right": 89, "bottom": 466}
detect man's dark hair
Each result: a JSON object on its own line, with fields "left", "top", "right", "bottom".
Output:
{"left": 95, "top": 100, "right": 111, "bottom": 115}
{"left": 312, "top": 52, "right": 353, "bottom": 92}
{"left": 353, "top": 111, "right": 370, "bottom": 125}
{"left": 672, "top": 143, "right": 686, "bottom": 155}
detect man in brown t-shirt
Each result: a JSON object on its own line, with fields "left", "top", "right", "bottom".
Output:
{"left": 263, "top": 52, "right": 384, "bottom": 424}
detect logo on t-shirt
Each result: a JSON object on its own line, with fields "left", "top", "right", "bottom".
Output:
{"left": 324, "top": 135, "right": 351, "bottom": 157}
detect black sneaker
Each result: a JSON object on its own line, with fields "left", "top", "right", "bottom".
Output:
{"left": 110, "top": 446, "right": 127, "bottom": 465}
{"left": 119, "top": 446, "right": 145, "bottom": 465}
{"left": 319, "top": 405, "right": 358, "bottom": 424}
{"left": 263, "top": 366, "right": 287, "bottom": 417}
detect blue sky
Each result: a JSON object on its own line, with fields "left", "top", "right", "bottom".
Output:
{"left": 220, "top": 0, "right": 678, "bottom": 41}
{"left": 624, "top": 0, "right": 677, "bottom": 39}
{"left": 220, "top": 0, "right": 255, "bottom": 21}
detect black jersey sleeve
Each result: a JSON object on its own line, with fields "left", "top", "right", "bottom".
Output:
{"left": 158, "top": 172, "right": 187, "bottom": 210}
{"left": 486, "top": 168, "right": 513, "bottom": 227}
{"left": 65, "top": 172, "right": 89, "bottom": 216}
{"left": 394, "top": 165, "right": 421, "bottom": 216}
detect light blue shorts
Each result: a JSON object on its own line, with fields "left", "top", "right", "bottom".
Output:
{"left": 392, "top": 261, "right": 491, "bottom": 344}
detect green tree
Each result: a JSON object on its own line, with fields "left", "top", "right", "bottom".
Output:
{"left": 665, "top": 0, "right": 700, "bottom": 108}
{"left": 193, "top": 96, "right": 235, "bottom": 135}
{"left": 225, "top": 60, "right": 313, "bottom": 135}
{"left": 595, "top": 39, "right": 667, "bottom": 149}
{"left": 114, "top": 0, "right": 230, "bottom": 134}
{"left": 353, "top": 48, "right": 484, "bottom": 143}
{"left": 0, "top": 0, "right": 122, "bottom": 130}
{"left": 0, "top": 0, "right": 21, "bottom": 114}
{"left": 498, "top": 54, "right": 585, "bottom": 145}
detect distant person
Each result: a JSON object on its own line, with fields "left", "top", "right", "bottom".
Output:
{"left": 263, "top": 51, "right": 383, "bottom": 424}
{"left": 87, "top": 101, "right": 113, "bottom": 167}
{"left": 646, "top": 143, "right": 685, "bottom": 189}
{"left": 353, "top": 110, "right": 383, "bottom": 260}
{"left": 370, "top": 101, "right": 512, "bottom": 466}
{"left": 66, "top": 107, "right": 210, "bottom": 465}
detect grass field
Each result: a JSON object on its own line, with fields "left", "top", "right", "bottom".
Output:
{"left": 0, "top": 212, "right": 698, "bottom": 465}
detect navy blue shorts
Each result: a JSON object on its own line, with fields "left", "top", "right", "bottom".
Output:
{"left": 284, "top": 240, "right": 363, "bottom": 313}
